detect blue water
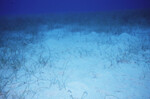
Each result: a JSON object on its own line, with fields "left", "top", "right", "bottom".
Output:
{"left": 0, "top": 1, "right": 150, "bottom": 99}
{"left": 0, "top": 0, "right": 150, "bottom": 15}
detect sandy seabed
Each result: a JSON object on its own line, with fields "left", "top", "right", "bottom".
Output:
{"left": 0, "top": 11, "right": 150, "bottom": 99}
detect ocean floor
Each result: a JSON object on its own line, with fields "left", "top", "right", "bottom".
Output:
{"left": 0, "top": 11, "right": 150, "bottom": 99}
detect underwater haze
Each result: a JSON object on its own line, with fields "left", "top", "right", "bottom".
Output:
{"left": 0, "top": 0, "right": 150, "bottom": 99}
